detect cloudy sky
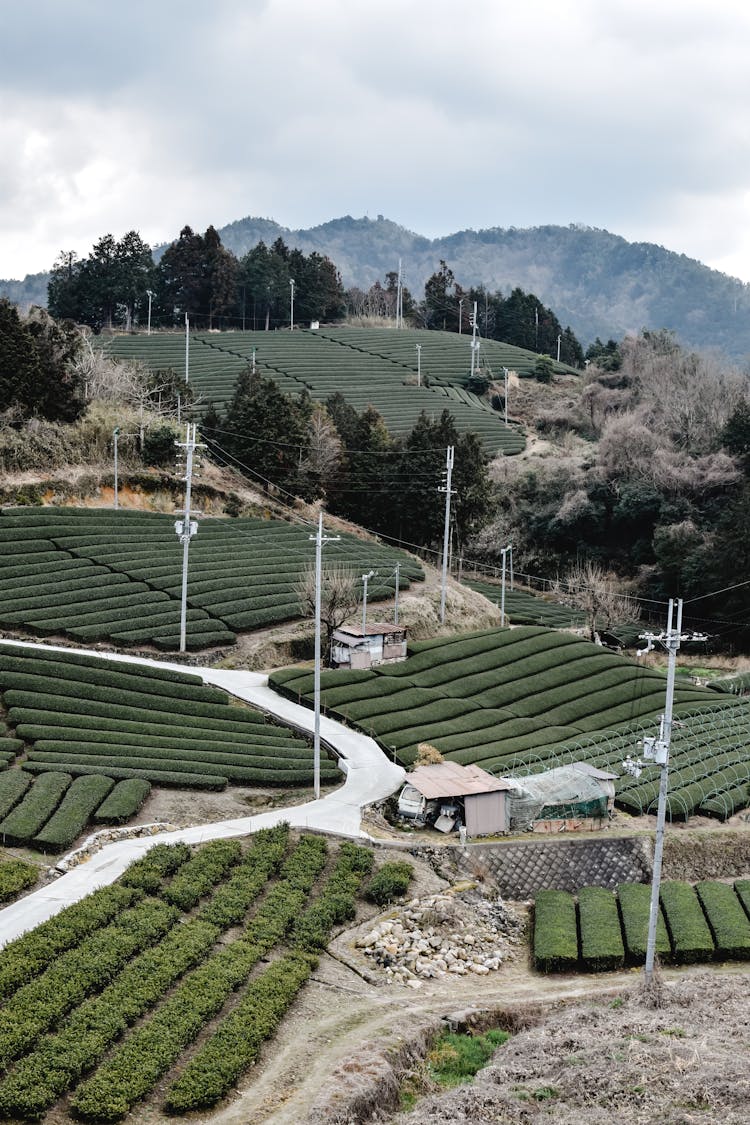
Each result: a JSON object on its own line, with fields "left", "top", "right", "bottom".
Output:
{"left": 2, "top": 0, "right": 749, "bottom": 281}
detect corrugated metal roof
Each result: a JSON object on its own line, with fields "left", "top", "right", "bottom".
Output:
{"left": 570, "top": 762, "right": 618, "bottom": 781}
{"left": 407, "top": 762, "right": 513, "bottom": 799}
{"left": 336, "top": 622, "right": 407, "bottom": 638}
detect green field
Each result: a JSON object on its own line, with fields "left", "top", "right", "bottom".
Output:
{"left": 534, "top": 879, "right": 750, "bottom": 972}
{"left": 103, "top": 327, "right": 534, "bottom": 456}
{"left": 270, "top": 626, "right": 750, "bottom": 820}
{"left": 0, "top": 827, "right": 374, "bottom": 1120}
{"left": 0, "top": 644, "right": 338, "bottom": 849}
{"left": 462, "top": 579, "right": 586, "bottom": 628}
{"left": 0, "top": 507, "right": 422, "bottom": 650}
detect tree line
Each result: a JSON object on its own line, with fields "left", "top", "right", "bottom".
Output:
{"left": 46, "top": 231, "right": 584, "bottom": 363}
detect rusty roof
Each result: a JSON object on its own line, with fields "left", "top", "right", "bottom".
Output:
{"left": 406, "top": 762, "right": 513, "bottom": 799}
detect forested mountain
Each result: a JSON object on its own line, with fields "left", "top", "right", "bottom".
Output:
{"left": 3, "top": 216, "right": 750, "bottom": 358}
{"left": 216, "top": 217, "right": 750, "bottom": 360}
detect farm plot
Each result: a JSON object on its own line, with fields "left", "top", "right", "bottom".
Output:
{"left": 462, "top": 578, "right": 586, "bottom": 628}
{"left": 269, "top": 625, "right": 749, "bottom": 819}
{"left": 0, "top": 644, "right": 337, "bottom": 848}
{"left": 533, "top": 878, "right": 750, "bottom": 972}
{"left": 104, "top": 329, "right": 526, "bottom": 455}
{"left": 0, "top": 507, "right": 422, "bottom": 648}
{"left": 0, "top": 826, "right": 375, "bottom": 1121}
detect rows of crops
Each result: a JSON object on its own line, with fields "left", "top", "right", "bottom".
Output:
{"left": 269, "top": 626, "right": 750, "bottom": 819}
{"left": 0, "top": 826, "right": 375, "bottom": 1120}
{"left": 534, "top": 879, "right": 750, "bottom": 972}
{"left": 104, "top": 328, "right": 528, "bottom": 455}
{"left": 462, "top": 579, "right": 586, "bottom": 628}
{"left": 0, "top": 507, "right": 422, "bottom": 649}
{"left": 0, "top": 644, "right": 336, "bottom": 815}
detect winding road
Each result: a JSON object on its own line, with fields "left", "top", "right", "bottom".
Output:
{"left": 0, "top": 640, "right": 405, "bottom": 947}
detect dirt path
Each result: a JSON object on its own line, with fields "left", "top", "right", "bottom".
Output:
{"left": 187, "top": 949, "right": 744, "bottom": 1125}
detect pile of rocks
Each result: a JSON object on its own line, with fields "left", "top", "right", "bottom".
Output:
{"left": 355, "top": 887, "right": 522, "bottom": 987}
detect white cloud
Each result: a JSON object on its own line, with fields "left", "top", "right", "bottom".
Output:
{"left": 1, "top": 0, "right": 750, "bottom": 281}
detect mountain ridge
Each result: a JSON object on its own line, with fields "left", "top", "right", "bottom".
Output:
{"left": 3, "top": 217, "right": 750, "bottom": 358}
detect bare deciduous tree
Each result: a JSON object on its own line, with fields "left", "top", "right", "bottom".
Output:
{"left": 301, "top": 404, "right": 342, "bottom": 493}
{"left": 295, "top": 563, "right": 360, "bottom": 666}
{"left": 555, "top": 559, "right": 640, "bottom": 643}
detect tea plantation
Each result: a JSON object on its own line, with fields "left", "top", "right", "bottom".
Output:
{"left": 0, "top": 644, "right": 338, "bottom": 851}
{"left": 534, "top": 879, "right": 750, "bottom": 972}
{"left": 0, "top": 826, "right": 375, "bottom": 1120}
{"left": 104, "top": 327, "right": 532, "bottom": 455}
{"left": 0, "top": 506, "right": 422, "bottom": 650}
{"left": 270, "top": 626, "right": 750, "bottom": 820}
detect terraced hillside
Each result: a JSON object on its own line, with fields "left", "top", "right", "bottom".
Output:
{"left": 104, "top": 328, "right": 532, "bottom": 455}
{"left": 0, "top": 507, "right": 422, "bottom": 650}
{"left": 270, "top": 626, "right": 750, "bottom": 820}
{"left": 0, "top": 644, "right": 337, "bottom": 850}
{"left": 462, "top": 578, "right": 586, "bottom": 628}
{"left": 0, "top": 828, "right": 374, "bottom": 1120}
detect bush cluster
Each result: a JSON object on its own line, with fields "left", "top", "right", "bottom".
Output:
{"left": 32, "top": 774, "right": 115, "bottom": 853}
{"left": 0, "top": 771, "right": 71, "bottom": 845}
{"left": 657, "top": 881, "right": 714, "bottom": 964}
{"left": 577, "top": 886, "right": 625, "bottom": 972}
{"left": 364, "top": 859, "right": 413, "bottom": 905}
{"left": 533, "top": 889, "right": 578, "bottom": 973}
{"left": 0, "top": 858, "right": 38, "bottom": 903}
{"left": 93, "top": 779, "right": 152, "bottom": 824}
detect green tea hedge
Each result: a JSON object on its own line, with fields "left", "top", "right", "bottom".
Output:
{"left": 533, "top": 889, "right": 578, "bottom": 973}
{"left": 577, "top": 886, "right": 625, "bottom": 972}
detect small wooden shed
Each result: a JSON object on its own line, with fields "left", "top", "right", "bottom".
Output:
{"left": 331, "top": 623, "right": 408, "bottom": 670}
{"left": 398, "top": 761, "right": 513, "bottom": 836}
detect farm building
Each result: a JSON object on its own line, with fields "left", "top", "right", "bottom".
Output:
{"left": 507, "top": 763, "right": 617, "bottom": 833}
{"left": 331, "top": 623, "right": 408, "bottom": 670}
{"left": 397, "top": 762, "right": 514, "bottom": 836}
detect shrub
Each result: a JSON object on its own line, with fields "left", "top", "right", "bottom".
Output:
{"left": 364, "top": 860, "right": 414, "bottom": 905}
{"left": 695, "top": 881, "right": 750, "bottom": 960}
{"left": 659, "top": 881, "right": 715, "bottom": 964}
{"left": 162, "top": 838, "right": 242, "bottom": 911}
{"left": 617, "top": 882, "right": 671, "bottom": 964}
{"left": 120, "top": 842, "right": 192, "bottom": 894}
{"left": 0, "top": 771, "right": 71, "bottom": 845}
{"left": 533, "top": 890, "right": 578, "bottom": 973}
{"left": 0, "top": 883, "right": 140, "bottom": 1001}
{"left": 93, "top": 778, "right": 152, "bottom": 824}
{"left": 577, "top": 886, "right": 625, "bottom": 972}
{"left": 0, "top": 769, "right": 32, "bottom": 819}
{"left": 32, "top": 774, "right": 115, "bottom": 853}
{"left": 0, "top": 858, "right": 38, "bottom": 903}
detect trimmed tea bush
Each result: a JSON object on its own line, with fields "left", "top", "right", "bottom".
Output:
{"left": 577, "top": 886, "right": 625, "bottom": 972}
{"left": 616, "top": 882, "right": 671, "bottom": 965}
{"left": 695, "top": 880, "right": 750, "bottom": 960}
{"left": 0, "top": 858, "right": 38, "bottom": 903}
{"left": 32, "top": 774, "right": 115, "bottom": 852}
{"left": 533, "top": 889, "right": 578, "bottom": 973}
{"left": 0, "top": 771, "right": 71, "bottom": 845}
{"left": 92, "top": 778, "right": 152, "bottom": 824}
{"left": 659, "top": 881, "right": 715, "bottom": 964}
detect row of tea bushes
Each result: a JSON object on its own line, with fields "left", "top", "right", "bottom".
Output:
{"left": 0, "top": 643, "right": 338, "bottom": 796}
{"left": 534, "top": 878, "right": 750, "bottom": 972}
{"left": 0, "top": 769, "right": 152, "bottom": 853}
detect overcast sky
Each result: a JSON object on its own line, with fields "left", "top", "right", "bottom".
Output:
{"left": 2, "top": 0, "right": 750, "bottom": 282}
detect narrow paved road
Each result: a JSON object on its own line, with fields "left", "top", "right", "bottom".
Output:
{"left": 0, "top": 640, "right": 405, "bottom": 947}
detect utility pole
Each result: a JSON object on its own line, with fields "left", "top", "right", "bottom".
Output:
{"left": 557, "top": 334, "right": 562, "bottom": 363}
{"left": 458, "top": 297, "right": 464, "bottom": 334}
{"left": 251, "top": 347, "right": 256, "bottom": 375}
{"left": 361, "top": 570, "right": 375, "bottom": 634}
{"left": 289, "top": 278, "right": 295, "bottom": 330}
{"left": 470, "top": 302, "right": 479, "bottom": 378}
{"left": 642, "top": 598, "right": 682, "bottom": 983}
{"left": 394, "top": 562, "right": 400, "bottom": 626}
{"left": 184, "top": 314, "right": 190, "bottom": 384}
{"left": 416, "top": 343, "right": 422, "bottom": 386}
{"left": 309, "top": 513, "right": 340, "bottom": 798}
{"left": 438, "top": 446, "right": 455, "bottom": 624}
{"left": 396, "top": 259, "right": 402, "bottom": 328}
{"left": 500, "top": 544, "right": 512, "bottom": 625}
{"left": 174, "top": 424, "right": 205, "bottom": 653}
{"left": 502, "top": 366, "right": 509, "bottom": 425}
{"left": 146, "top": 290, "right": 154, "bottom": 336}
{"left": 113, "top": 428, "right": 119, "bottom": 509}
